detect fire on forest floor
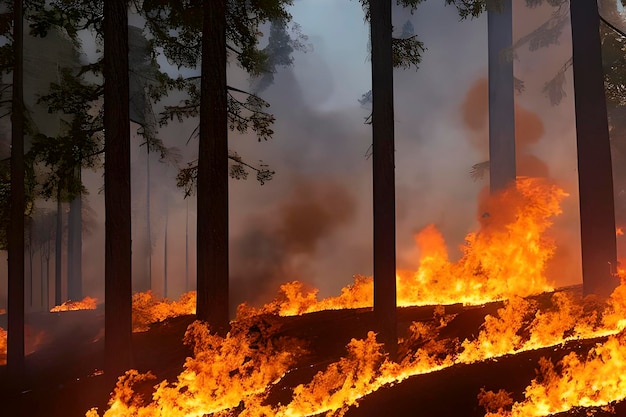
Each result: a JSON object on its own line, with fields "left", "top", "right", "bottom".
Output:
{"left": 4, "top": 177, "right": 626, "bottom": 417}
{"left": 81, "top": 179, "right": 626, "bottom": 417}
{"left": 50, "top": 296, "right": 98, "bottom": 313}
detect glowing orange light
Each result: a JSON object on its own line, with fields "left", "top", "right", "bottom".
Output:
{"left": 0, "top": 327, "right": 6, "bottom": 366}
{"left": 90, "top": 178, "right": 626, "bottom": 417}
{"left": 50, "top": 296, "right": 98, "bottom": 312}
{"left": 132, "top": 291, "right": 196, "bottom": 332}
{"left": 263, "top": 178, "right": 565, "bottom": 315}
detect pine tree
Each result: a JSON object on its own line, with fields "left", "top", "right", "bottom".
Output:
{"left": 370, "top": 0, "right": 397, "bottom": 359}
{"left": 141, "top": 0, "right": 294, "bottom": 331}
{"left": 570, "top": 0, "right": 619, "bottom": 297}
{"left": 103, "top": 0, "right": 132, "bottom": 375}
{"left": 196, "top": 0, "right": 229, "bottom": 332}
{"left": 7, "top": 0, "right": 25, "bottom": 385}
{"left": 488, "top": 0, "right": 516, "bottom": 192}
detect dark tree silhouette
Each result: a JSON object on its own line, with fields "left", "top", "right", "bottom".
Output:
{"left": 104, "top": 0, "right": 132, "bottom": 375}
{"left": 570, "top": 0, "right": 619, "bottom": 297}
{"left": 370, "top": 0, "right": 397, "bottom": 359}
{"left": 196, "top": 0, "right": 229, "bottom": 334}
{"left": 7, "top": 0, "right": 25, "bottom": 385}
{"left": 488, "top": 0, "right": 516, "bottom": 192}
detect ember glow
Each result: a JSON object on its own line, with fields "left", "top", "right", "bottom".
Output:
{"left": 87, "top": 316, "right": 306, "bottom": 417}
{"left": 49, "top": 296, "right": 98, "bottom": 312}
{"left": 262, "top": 178, "right": 566, "bottom": 316}
{"left": 89, "top": 284, "right": 626, "bottom": 417}
{"left": 0, "top": 327, "right": 6, "bottom": 366}
{"left": 92, "top": 178, "right": 626, "bottom": 417}
{"left": 480, "top": 275, "right": 626, "bottom": 417}
{"left": 132, "top": 290, "right": 196, "bottom": 332}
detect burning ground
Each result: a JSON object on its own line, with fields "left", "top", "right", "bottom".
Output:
{"left": 4, "top": 178, "right": 626, "bottom": 417}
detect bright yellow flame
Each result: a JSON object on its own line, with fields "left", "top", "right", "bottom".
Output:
{"left": 132, "top": 291, "right": 196, "bottom": 332}
{"left": 91, "top": 284, "right": 626, "bottom": 417}
{"left": 88, "top": 315, "right": 306, "bottom": 417}
{"left": 50, "top": 296, "right": 98, "bottom": 312}
{"left": 92, "top": 178, "right": 626, "bottom": 417}
{"left": 481, "top": 273, "right": 626, "bottom": 417}
{"left": 0, "top": 327, "right": 6, "bottom": 366}
{"left": 265, "top": 178, "right": 565, "bottom": 315}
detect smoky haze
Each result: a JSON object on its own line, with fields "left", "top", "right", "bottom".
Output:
{"left": 0, "top": 0, "right": 591, "bottom": 319}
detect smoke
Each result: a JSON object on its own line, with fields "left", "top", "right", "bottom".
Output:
{"left": 0, "top": 0, "right": 588, "bottom": 317}
{"left": 230, "top": 178, "right": 357, "bottom": 309}
{"left": 461, "top": 76, "right": 549, "bottom": 177}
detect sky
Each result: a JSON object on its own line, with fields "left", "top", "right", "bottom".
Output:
{"left": 0, "top": 0, "right": 593, "bottom": 314}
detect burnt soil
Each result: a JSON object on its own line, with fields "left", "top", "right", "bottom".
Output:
{"left": 1, "top": 286, "right": 625, "bottom": 417}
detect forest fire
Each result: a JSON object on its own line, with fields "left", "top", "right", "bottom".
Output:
{"left": 260, "top": 177, "right": 565, "bottom": 316}
{"left": 82, "top": 177, "right": 626, "bottom": 417}
{"left": 87, "top": 285, "right": 626, "bottom": 417}
{"left": 49, "top": 296, "right": 98, "bottom": 313}
{"left": 132, "top": 291, "right": 196, "bottom": 332}
{"left": 479, "top": 281, "right": 626, "bottom": 417}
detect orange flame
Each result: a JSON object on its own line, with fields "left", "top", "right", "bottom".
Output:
{"left": 87, "top": 315, "right": 306, "bottom": 417}
{"left": 0, "top": 327, "right": 6, "bottom": 366}
{"left": 95, "top": 178, "right": 626, "bottom": 416}
{"left": 50, "top": 296, "right": 98, "bottom": 312}
{"left": 617, "top": 227, "right": 624, "bottom": 236}
{"left": 90, "top": 284, "right": 626, "bottom": 417}
{"left": 481, "top": 273, "right": 626, "bottom": 416}
{"left": 263, "top": 178, "right": 565, "bottom": 315}
{"left": 131, "top": 291, "right": 196, "bottom": 332}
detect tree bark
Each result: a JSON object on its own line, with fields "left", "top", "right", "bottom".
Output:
{"left": 488, "top": 0, "right": 516, "bottom": 193}
{"left": 570, "top": 0, "right": 619, "bottom": 297}
{"left": 8, "top": 0, "right": 25, "bottom": 384}
{"left": 185, "top": 198, "right": 189, "bottom": 292}
{"left": 163, "top": 208, "right": 168, "bottom": 298}
{"left": 197, "top": 0, "right": 229, "bottom": 334}
{"left": 104, "top": 0, "right": 132, "bottom": 376}
{"left": 67, "top": 179, "right": 82, "bottom": 301}
{"left": 370, "top": 0, "right": 397, "bottom": 359}
{"left": 54, "top": 195, "right": 63, "bottom": 305}
{"left": 146, "top": 149, "right": 152, "bottom": 292}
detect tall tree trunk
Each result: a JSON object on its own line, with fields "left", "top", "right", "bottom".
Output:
{"left": 185, "top": 198, "right": 189, "bottom": 292}
{"left": 43, "top": 243, "right": 50, "bottom": 311}
{"left": 54, "top": 195, "right": 63, "bottom": 305}
{"left": 488, "top": 0, "right": 516, "bottom": 193}
{"left": 8, "top": 0, "right": 25, "bottom": 384}
{"left": 104, "top": 0, "right": 132, "bottom": 376}
{"left": 570, "top": 0, "right": 619, "bottom": 297}
{"left": 197, "top": 0, "right": 229, "bottom": 334}
{"left": 370, "top": 0, "right": 397, "bottom": 359}
{"left": 146, "top": 149, "right": 152, "bottom": 292}
{"left": 67, "top": 178, "right": 82, "bottom": 301}
{"left": 27, "top": 222, "right": 32, "bottom": 308}
{"left": 44, "top": 250, "right": 50, "bottom": 310}
{"left": 163, "top": 208, "right": 168, "bottom": 298}
{"left": 39, "top": 251, "right": 45, "bottom": 310}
